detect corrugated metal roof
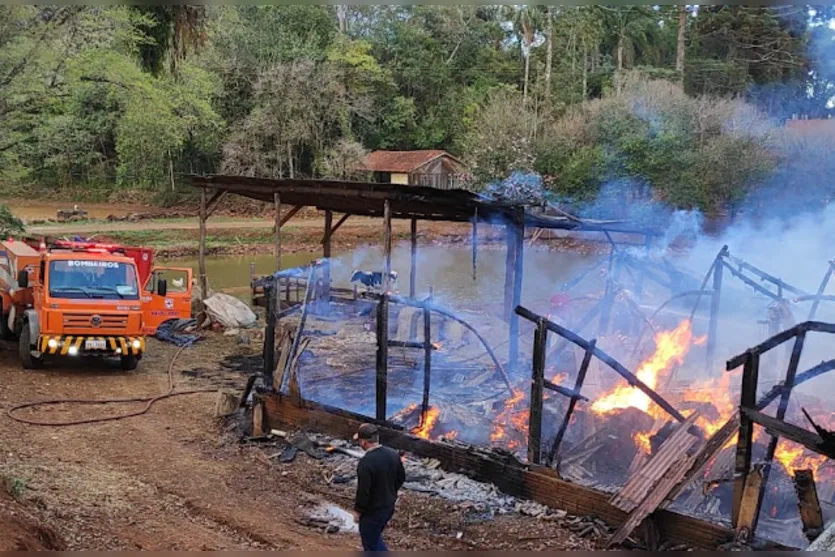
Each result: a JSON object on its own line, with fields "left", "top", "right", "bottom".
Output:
{"left": 359, "top": 150, "right": 463, "bottom": 173}
{"left": 610, "top": 413, "right": 701, "bottom": 513}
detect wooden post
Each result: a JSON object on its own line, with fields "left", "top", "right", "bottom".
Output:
{"left": 263, "top": 283, "right": 277, "bottom": 387}
{"left": 472, "top": 209, "right": 478, "bottom": 281}
{"left": 504, "top": 223, "right": 516, "bottom": 323}
{"left": 280, "top": 192, "right": 281, "bottom": 272}
{"left": 198, "top": 187, "right": 208, "bottom": 301}
{"left": 794, "top": 469, "right": 824, "bottom": 541}
{"left": 549, "top": 339, "right": 596, "bottom": 465}
{"left": 421, "top": 306, "right": 431, "bottom": 417}
{"left": 383, "top": 200, "right": 392, "bottom": 293}
{"left": 706, "top": 250, "right": 725, "bottom": 369}
{"left": 733, "top": 352, "right": 760, "bottom": 528}
{"left": 509, "top": 211, "right": 524, "bottom": 369}
{"left": 528, "top": 319, "right": 547, "bottom": 465}
{"left": 252, "top": 399, "right": 264, "bottom": 437}
{"left": 376, "top": 294, "right": 389, "bottom": 421}
{"left": 755, "top": 331, "right": 806, "bottom": 532}
{"left": 323, "top": 210, "right": 332, "bottom": 307}
{"left": 410, "top": 218, "right": 417, "bottom": 298}
{"left": 735, "top": 465, "right": 764, "bottom": 541}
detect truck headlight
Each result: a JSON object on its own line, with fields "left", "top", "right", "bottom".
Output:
{"left": 132, "top": 339, "right": 142, "bottom": 350}
{"left": 68, "top": 346, "right": 78, "bottom": 356}
{"left": 47, "top": 339, "right": 58, "bottom": 349}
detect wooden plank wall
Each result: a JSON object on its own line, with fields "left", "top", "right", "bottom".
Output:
{"left": 260, "top": 392, "right": 738, "bottom": 550}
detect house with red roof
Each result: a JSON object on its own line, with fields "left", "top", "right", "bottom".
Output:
{"left": 358, "top": 150, "right": 468, "bottom": 190}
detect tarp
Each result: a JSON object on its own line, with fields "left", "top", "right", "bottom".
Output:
{"left": 203, "top": 292, "right": 257, "bottom": 329}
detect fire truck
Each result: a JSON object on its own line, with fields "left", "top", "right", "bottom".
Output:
{"left": 0, "top": 238, "right": 192, "bottom": 370}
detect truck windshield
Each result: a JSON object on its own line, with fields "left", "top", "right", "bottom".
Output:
{"left": 48, "top": 260, "right": 139, "bottom": 300}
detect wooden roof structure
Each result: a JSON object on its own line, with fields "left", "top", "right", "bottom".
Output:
{"left": 359, "top": 150, "right": 465, "bottom": 173}
{"left": 187, "top": 174, "right": 658, "bottom": 236}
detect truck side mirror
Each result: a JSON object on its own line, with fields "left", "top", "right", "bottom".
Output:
{"left": 157, "top": 278, "right": 167, "bottom": 298}
{"left": 17, "top": 269, "right": 28, "bottom": 288}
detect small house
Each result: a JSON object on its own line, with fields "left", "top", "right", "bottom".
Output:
{"left": 359, "top": 150, "right": 468, "bottom": 190}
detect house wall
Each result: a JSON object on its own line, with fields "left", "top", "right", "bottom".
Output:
{"left": 390, "top": 172, "right": 409, "bottom": 185}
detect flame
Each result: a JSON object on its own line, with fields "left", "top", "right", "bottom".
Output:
{"left": 445, "top": 430, "right": 458, "bottom": 440}
{"left": 774, "top": 441, "right": 829, "bottom": 477}
{"left": 490, "top": 389, "right": 528, "bottom": 448}
{"left": 550, "top": 371, "right": 568, "bottom": 385}
{"left": 411, "top": 407, "right": 440, "bottom": 439}
{"left": 592, "top": 320, "right": 695, "bottom": 416}
{"left": 634, "top": 431, "right": 652, "bottom": 454}
{"left": 680, "top": 367, "right": 739, "bottom": 437}
{"left": 693, "top": 335, "right": 708, "bottom": 346}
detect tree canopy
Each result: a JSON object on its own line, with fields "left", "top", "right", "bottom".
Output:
{"left": 1, "top": 5, "right": 833, "bottom": 216}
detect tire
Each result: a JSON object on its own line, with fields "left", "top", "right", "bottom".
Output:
{"left": 19, "top": 324, "right": 43, "bottom": 370}
{"left": 120, "top": 354, "right": 138, "bottom": 371}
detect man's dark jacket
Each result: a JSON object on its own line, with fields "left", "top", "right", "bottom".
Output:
{"left": 355, "top": 445, "right": 406, "bottom": 515}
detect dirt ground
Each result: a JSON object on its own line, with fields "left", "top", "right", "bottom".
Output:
{"left": 0, "top": 335, "right": 598, "bottom": 550}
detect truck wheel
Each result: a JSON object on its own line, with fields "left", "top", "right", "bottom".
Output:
{"left": 19, "top": 325, "right": 43, "bottom": 370}
{"left": 120, "top": 355, "right": 138, "bottom": 371}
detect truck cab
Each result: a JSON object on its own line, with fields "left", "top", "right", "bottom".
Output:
{"left": 17, "top": 248, "right": 154, "bottom": 370}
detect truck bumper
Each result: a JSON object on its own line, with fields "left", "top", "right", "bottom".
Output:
{"left": 38, "top": 335, "right": 145, "bottom": 357}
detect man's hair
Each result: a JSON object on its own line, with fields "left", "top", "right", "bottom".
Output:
{"left": 355, "top": 423, "right": 380, "bottom": 442}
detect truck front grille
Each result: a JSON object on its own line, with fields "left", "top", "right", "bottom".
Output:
{"left": 63, "top": 313, "right": 129, "bottom": 330}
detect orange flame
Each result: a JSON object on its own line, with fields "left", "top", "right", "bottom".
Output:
{"left": 411, "top": 407, "right": 440, "bottom": 439}
{"left": 634, "top": 431, "right": 652, "bottom": 454}
{"left": 775, "top": 441, "right": 829, "bottom": 477}
{"left": 592, "top": 320, "right": 695, "bottom": 416}
{"left": 490, "top": 389, "right": 528, "bottom": 447}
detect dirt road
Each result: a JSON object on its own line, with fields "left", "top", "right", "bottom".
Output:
{"left": 0, "top": 335, "right": 594, "bottom": 550}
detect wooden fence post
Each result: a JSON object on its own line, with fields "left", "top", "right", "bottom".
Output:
{"left": 733, "top": 352, "right": 760, "bottom": 529}
{"left": 376, "top": 294, "right": 389, "bottom": 421}
{"left": 528, "top": 319, "right": 547, "bottom": 465}
{"left": 548, "top": 339, "right": 596, "bottom": 465}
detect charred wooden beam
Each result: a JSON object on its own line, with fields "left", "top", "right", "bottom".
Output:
{"left": 421, "top": 306, "right": 431, "bottom": 418}
{"left": 528, "top": 319, "right": 547, "bottom": 465}
{"left": 383, "top": 200, "right": 392, "bottom": 293}
{"left": 735, "top": 465, "right": 764, "bottom": 542}
{"left": 516, "top": 306, "right": 686, "bottom": 423}
{"left": 261, "top": 392, "right": 774, "bottom": 550}
{"left": 410, "top": 218, "right": 417, "bottom": 298}
{"left": 388, "top": 339, "right": 438, "bottom": 350}
{"left": 724, "top": 253, "right": 809, "bottom": 298}
{"left": 542, "top": 380, "right": 588, "bottom": 402}
{"left": 548, "top": 339, "right": 595, "bottom": 466}
{"left": 741, "top": 407, "right": 835, "bottom": 459}
{"left": 544, "top": 301, "right": 601, "bottom": 363}
{"left": 756, "top": 332, "right": 807, "bottom": 533}
{"left": 732, "top": 353, "right": 759, "bottom": 528}
{"left": 508, "top": 211, "right": 525, "bottom": 369}
{"left": 376, "top": 294, "right": 389, "bottom": 421}
{"left": 727, "top": 321, "right": 835, "bottom": 370}
{"left": 794, "top": 469, "right": 824, "bottom": 541}
{"left": 263, "top": 283, "right": 277, "bottom": 386}
{"left": 808, "top": 261, "right": 834, "bottom": 320}
{"left": 322, "top": 210, "right": 332, "bottom": 305}
{"left": 706, "top": 249, "right": 725, "bottom": 368}
{"left": 280, "top": 265, "right": 317, "bottom": 394}
{"left": 721, "top": 261, "right": 781, "bottom": 301}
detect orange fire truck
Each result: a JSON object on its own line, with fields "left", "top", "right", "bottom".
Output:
{"left": 0, "top": 238, "right": 192, "bottom": 370}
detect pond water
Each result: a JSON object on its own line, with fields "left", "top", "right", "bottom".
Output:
{"left": 165, "top": 243, "right": 603, "bottom": 308}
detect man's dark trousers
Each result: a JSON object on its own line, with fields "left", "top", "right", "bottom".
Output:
{"left": 359, "top": 507, "right": 394, "bottom": 551}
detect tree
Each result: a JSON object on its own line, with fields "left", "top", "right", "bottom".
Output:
{"left": 511, "top": 6, "right": 544, "bottom": 103}
{"left": 676, "top": 5, "right": 687, "bottom": 82}
{"left": 221, "top": 59, "right": 358, "bottom": 179}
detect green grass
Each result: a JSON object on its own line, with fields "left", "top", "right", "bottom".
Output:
{"left": 4, "top": 476, "right": 28, "bottom": 499}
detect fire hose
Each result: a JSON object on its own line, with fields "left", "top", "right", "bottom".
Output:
{"left": 6, "top": 345, "right": 217, "bottom": 427}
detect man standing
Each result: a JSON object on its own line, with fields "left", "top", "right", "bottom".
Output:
{"left": 353, "top": 423, "right": 405, "bottom": 551}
